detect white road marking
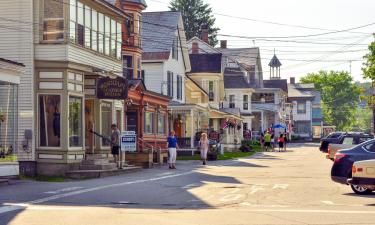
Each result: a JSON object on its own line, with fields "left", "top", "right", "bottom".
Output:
{"left": 219, "top": 194, "right": 243, "bottom": 202}
{"left": 273, "top": 184, "right": 289, "bottom": 189}
{"left": 321, "top": 201, "right": 335, "bottom": 205}
{"left": 44, "top": 187, "right": 83, "bottom": 194}
{"left": 249, "top": 185, "right": 267, "bottom": 194}
{"left": 240, "top": 202, "right": 290, "bottom": 208}
{"left": 0, "top": 171, "right": 195, "bottom": 215}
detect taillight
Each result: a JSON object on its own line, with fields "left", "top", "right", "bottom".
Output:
{"left": 334, "top": 153, "right": 347, "bottom": 162}
{"left": 352, "top": 166, "right": 357, "bottom": 174}
{"left": 328, "top": 145, "right": 331, "bottom": 154}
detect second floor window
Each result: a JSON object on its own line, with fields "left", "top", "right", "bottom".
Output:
{"left": 297, "top": 101, "right": 306, "bottom": 114}
{"left": 172, "top": 37, "right": 178, "bottom": 60}
{"left": 243, "top": 95, "right": 249, "bottom": 110}
{"left": 123, "top": 55, "right": 133, "bottom": 79}
{"left": 44, "top": 0, "right": 64, "bottom": 41}
{"left": 167, "top": 72, "right": 174, "bottom": 97}
{"left": 229, "top": 95, "right": 235, "bottom": 108}
{"left": 176, "top": 75, "right": 183, "bottom": 100}
{"left": 209, "top": 81, "right": 214, "bottom": 101}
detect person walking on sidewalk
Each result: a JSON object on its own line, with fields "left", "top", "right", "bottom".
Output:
{"left": 278, "top": 134, "right": 284, "bottom": 152}
{"left": 199, "top": 133, "right": 209, "bottom": 165}
{"left": 110, "top": 124, "right": 121, "bottom": 167}
{"left": 264, "top": 131, "right": 272, "bottom": 152}
{"left": 167, "top": 131, "right": 179, "bottom": 169}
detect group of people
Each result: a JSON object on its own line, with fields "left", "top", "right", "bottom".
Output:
{"left": 261, "top": 131, "right": 288, "bottom": 152}
{"left": 167, "top": 131, "right": 209, "bottom": 169}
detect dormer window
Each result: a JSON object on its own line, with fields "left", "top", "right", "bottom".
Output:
{"left": 43, "top": 0, "right": 64, "bottom": 41}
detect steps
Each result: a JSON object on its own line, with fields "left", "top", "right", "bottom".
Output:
{"left": 66, "top": 154, "right": 141, "bottom": 179}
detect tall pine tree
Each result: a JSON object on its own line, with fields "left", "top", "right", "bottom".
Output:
{"left": 169, "top": 0, "right": 219, "bottom": 46}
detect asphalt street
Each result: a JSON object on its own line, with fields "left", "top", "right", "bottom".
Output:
{"left": 2, "top": 143, "right": 375, "bottom": 225}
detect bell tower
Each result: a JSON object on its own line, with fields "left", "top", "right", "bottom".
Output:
{"left": 269, "top": 50, "right": 282, "bottom": 80}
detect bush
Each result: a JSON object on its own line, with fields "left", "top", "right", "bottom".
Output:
{"left": 239, "top": 145, "right": 252, "bottom": 152}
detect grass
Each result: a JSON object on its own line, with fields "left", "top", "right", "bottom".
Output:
{"left": 178, "top": 145, "right": 261, "bottom": 161}
{"left": 0, "top": 155, "right": 18, "bottom": 162}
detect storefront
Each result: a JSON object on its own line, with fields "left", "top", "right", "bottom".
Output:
{"left": 0, "top": 58, "right": 24, "bottom": 177}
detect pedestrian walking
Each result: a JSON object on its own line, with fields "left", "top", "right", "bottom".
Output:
{"left": 199, "top": 133, "right": 209, "bottom": 165}
{"left": 264, "top": 131, "right": 272, "bottom": 152}
{"left": 260, "top": 132, "right": 265, "bottom": 151}
{"left": 271, "top": 132, "right": 275, "bottom": 151}
{"left": 167, "top": 131, "right": 179, "bottom": 169}
{"left": 110, "top": 124, "right": 121, "bottom": 167}
{"left": 278, "top": 134, "right": 284, "bottom": 152}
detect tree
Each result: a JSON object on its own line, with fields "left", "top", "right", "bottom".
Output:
{"left": 362, "top": 34, "right": 375, "bottom": 133}
{"left": 300, "top": 71, "right": 361, "bottom": 131}
{"left": 169, "top": 0, "right": 220, "bottom": 46}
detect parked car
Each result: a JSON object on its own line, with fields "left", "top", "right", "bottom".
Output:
{"left": 331, "top": 139, "right": 375, "bottom": 194}
{"left": 347, "top": 159, "right": 375, "bottom": 194}
{"left": 319, "top": 132, "right": 344, "bottom": 152}
{"left": 327, "top": 133, "right": 373, "bottom": 160}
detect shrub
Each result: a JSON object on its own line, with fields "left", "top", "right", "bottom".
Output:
{"left": 239, "top": 145, "right": 252, "bottom": 152}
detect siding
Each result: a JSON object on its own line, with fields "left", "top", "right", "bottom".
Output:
{"left": 142, "top": 62, "right": 164, "bottom": 94}
{"left": 163, "top": 48, "right": 186, "bottom": 103}
{"left": 292, "top": 100, "right": 312, "bottom": 121}
{"left": 35, "top": 44, "right": 67, "bottom": 61}
{"left": 224, "top": 90, "right": 252, "bottom": 114}
{"left": 0, "top": 0, "right": 35, "bottom": 161}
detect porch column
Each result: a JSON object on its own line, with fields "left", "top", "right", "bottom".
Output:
{"left": 190, "top": 109, "right": 194, "bottom": 148}
{"left": 261, "top": 111, "right": 264, "bottom": 132}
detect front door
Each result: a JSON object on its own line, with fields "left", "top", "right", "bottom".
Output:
{"left": 174, "top": 117, "right": 183, "bottom": 138}
{"left": 85, "top": 99, "right": 95, "bottom": 153}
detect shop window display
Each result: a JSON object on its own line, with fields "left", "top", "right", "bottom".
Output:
{"left": 101, "top": 102, "right": 112, "bottom": 147}
{"left": 69, "top": 96, "right": 83, "bottom": 147}
{"left": 39, "top": 95, "right": 61, "bottom": 147}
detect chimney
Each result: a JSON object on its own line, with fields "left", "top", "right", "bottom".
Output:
{"left": 220, "top": 40, "right": 227, "bottom": 49}
{"left": 200, "top": 24, "right": 209, "bottom": 44}
{"left": 192, "top": 42, "right": 199, "bottom": 54}
{"left": 290, "top": 77, "right": 295, "bottom": 84}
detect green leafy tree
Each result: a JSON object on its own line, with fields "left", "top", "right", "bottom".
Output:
{"left": 362, "top": 34, "right": 375, "bottom": 133}
{"left": 300, "top": 71, "right": 361, "bottom": 131}
{"left": 169, "top": 0, "right": 220, "bottom": 46}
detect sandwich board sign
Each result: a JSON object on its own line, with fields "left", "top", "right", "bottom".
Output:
{"left": 121, "top": 131, "right": 137, "bottom": 152}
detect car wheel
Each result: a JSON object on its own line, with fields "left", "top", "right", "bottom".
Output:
{"left": 350, "top": 185, "right": 372, "bottom": 195}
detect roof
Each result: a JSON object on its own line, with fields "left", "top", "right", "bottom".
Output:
{"left": 263, "top": 79, "right": 288, "bottom": 92}
{"left": 99, "top": 0, "right": 128, "bottom": 18}
{"left": 186, "top": 75, "right": 208, "bottom": 95}
{"left": 288, "top": 84, "right": 315, "bottom": 99}
{"left": 124, "top": 0, "right": 147, "bottom": 7}
{"left": 0, "top": 58, "right": 25, "bottom": 67}
{"left": 269, "top": 54, "right": 282, "bottom": 67}
{"left": 189, "top": 53, "right": 222, "bottom": 73}
{"left": 219, "top": 47, "right": 260, "bottom": 70}
{"left": 128, "top": 79, "right": 146, "bottom": 90}
{"left": 142, "top": 11, "right": 181, "bottom": 59}
{"left": 224, "top": 67, "right": 254, "bottom": 89}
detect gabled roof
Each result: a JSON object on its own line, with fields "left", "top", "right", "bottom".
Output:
{"left": 219, "top": 47, "right": 261, "bottom": 71}
{"left": 189, "top": 53, "right": 222, "bottom": 73}
{"left": 269, "top": 54, "right": 282, "bottom": 67}
{"left": 288, "top": 83, "right": 315, "bottom": 99}
{"left": 224, "top": 67, "right": 255, "bottom": 89}
{"left": 263, "top": 79, "right": 288, "bottom": 93}
{"left": 142, "top": 11, "right": 181, "bottom": 57}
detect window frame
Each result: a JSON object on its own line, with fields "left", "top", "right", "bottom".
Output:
{"left": 297, "top": 101, "right": 307, "bottom": 114}
{"left": 100, "top": 101, "right": 113, "bottom": 148}
{"left": 43, "top": 0, "right": 65, "bottom": 42}
{"left": 157, "top": 113, "right": 166, "bottom": 135}
{"left": 68, "top": 95, "right": 84, "bottom": 149}
{"left": 123, "top": 55, "right": 134, "bottom": 79}
{"left": 144, "top": 112, "right": 154, "bottom": 134}
{"left": 243, "top": 95, "right": 249, "bottom": 110}
{"left": 167, "top": 71, "right": 174, "bottom": 98}
{"left": 208, "top": 81, "right": 214, "bottom": 101}
{"left": 229, "top": 95, "right": 235, "bottom": 108}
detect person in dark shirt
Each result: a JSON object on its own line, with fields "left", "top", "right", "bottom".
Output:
{"left": 167, "top": 131, "right": 179, "bottom": 169}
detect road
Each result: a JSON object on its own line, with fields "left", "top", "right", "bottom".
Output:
{"left": 2, "top": 143, "right": 375, "bottom": 225}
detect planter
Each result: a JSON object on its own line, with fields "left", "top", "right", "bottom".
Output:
{"left": 126, "top": 152, "right": 154, "bottom": 168}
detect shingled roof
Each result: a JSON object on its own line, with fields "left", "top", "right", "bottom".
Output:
{"left": 142, "top": 11, "right": 181, "bottom": 60}
{"left": 288, "top": 83, "right": 315, "bottom": 99}
{"left": 189, "top": 53, "right": 222, "bottom": 73}
{"left": 263, "top": 79, "right": 288, "bottom": 92}
{"left": 224, "top": 67, "right": 255, "bottom": 89}
{"left": 219, "top": 47, "right": 261, "bottom": 70}
{"left": 269, "top": 54, "right": 282, "bottom": 67}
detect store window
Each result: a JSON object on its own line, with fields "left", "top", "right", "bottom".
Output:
{"left": 144, "top": 112, "right": 154, "bottom": 134}
{"left": 69, "top": 96, "right": 83, "bottom": 147}
{"left": 43, "top": 0, "right": 64, "bottom": 41}
{"left": 39, "top": 95, "right": 61, "bottom": 147}
{"left": 85, "top": 99, "right": 95, "bottom": 150}
{"left": 101, "top": 102, "right": 112, "bottom": 147}
{"left": 157, "top": 114, "right": 165, "bottom": 134}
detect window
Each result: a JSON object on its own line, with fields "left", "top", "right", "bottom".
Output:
{"left": 243, "top": 123, "right": 248, "bottom": 131}
{"left": 209, "top": 81, "right": 214, "bottom": 101}
{"left": 359, "top": 137, "right": 372, "bottom": 144}
{"left": 141, "top": 70, "right": 145, "bottom": 81}
{"left": 84, "top": 5, "right": 91, "bottom": 49}
{"left": 101, "top": 102, "right": 112, "bottom": 147}
{"left": 157, "top": 114, "right": 165, "bottom": 134}
{"left": 297, "top": 101, "right": 306, "bottom": 114}
{"left": 294, "top": 121, "right": 310, "bottom": 134}
{"left": 39, "top": 95, "right": 61, "bottom": 147}
{"left": 342, "top": 137, "right": 354, "bottom": 145}
{"left": 176, "top": 75, "right": 182, "bottom": 100}
{"left": 243, "top": 95, "right": 249, "bottom": 110}
{"left": 167, "top": 71, "right": 174, "bottom": 97}
{"left": 364, "top": 141, "right": 375, "bottom": 153}
{"left": 123, "top": 55, "right": 133, "bottom": 79}
{"left": 172, "top": 36, "right": 178, "bottom": 60}
{"left": 69, "top": 96, "right": 83, "bottom": 147}
{"left": 91, "top": 9, "right": 98, "bottom": 51}
{"left": 110, "top": 19, "right": 117, "bottom": 58}
{"left": 43, "top": 0, "right": 64, "bottom": 41}
{"left": 69, "top": 0, "right": 76, "bottom": 42}
{"left": 98, "top": 13, "right": 104, "bottom": 53}
{"left": 116, "top": 22, "right": 122, "bottom": 60}
{"left": 104, "top": 16, "right": 111, "bottom": 55}
{"left": 144, "top": 112, "right": 154, "bottom": 134}
{"left": 76, "top": 2, "right": 84, "bottom": 46}
{"left": 137, "top": 57, "right": 141, "bottom": 78}
{"left": 229, "top": 95, "right": 235, "bottom": 108}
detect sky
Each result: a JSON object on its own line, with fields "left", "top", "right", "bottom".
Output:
{"left": 144, "top": 0, "right": 375, "bottom": 82}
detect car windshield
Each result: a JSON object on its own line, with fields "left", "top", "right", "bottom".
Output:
{"left": 327, "top": 133, "right": 342, "bottom": 139}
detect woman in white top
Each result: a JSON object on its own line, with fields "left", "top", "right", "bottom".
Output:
{"left": 199, "top": 133, "right": 210, "bottom": 165}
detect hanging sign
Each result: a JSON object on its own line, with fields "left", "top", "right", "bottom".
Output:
{"left": 97, "top": 76, "right": 128, "bottom": 99}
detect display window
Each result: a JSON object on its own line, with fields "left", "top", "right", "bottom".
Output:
{"left": 101, "top": 102, "right": 112, "bottom": 147}
{"left": 69, "top": 96, "right": 83, "bottom": 147}
{"left": 39, "top": 95, "right": 61, "bottom": 147}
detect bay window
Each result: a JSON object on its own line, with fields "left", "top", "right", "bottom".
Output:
{"left": 105, "top": 16, "right": 111, "bottom": 56}
{"left": 91, "top": 10, "right": 98, "bottom": 51}
{"left": 297, "top": 101, "right": 306, "bottom": 114}
{"left": 98, "top": 13, "right": 104, "bottom": 53}
{"left": 39, "top": 95, "right": 61, "bottom": 147}
{"left": 69, "top": 96, "right": 83, "bottom": 147}
{"left": 123, "top": 55, "right": 133, "bottom": 79}
{"left": 117, "top": 22, "right": 122, "bottom": 60}
{"left": 111, "top": 19, "right": 117, "bottom": 58}
{"left": 76, "top": 2, "right": 84, "bottom": 46}
{"left": 84, "top": 5, "right": 91, "bottom": 49}
{"left": 69, "top": 0, "right": 76, "bottom": 42}
{"left": 43, "top": 0, "right": 64, "bottom": 41}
